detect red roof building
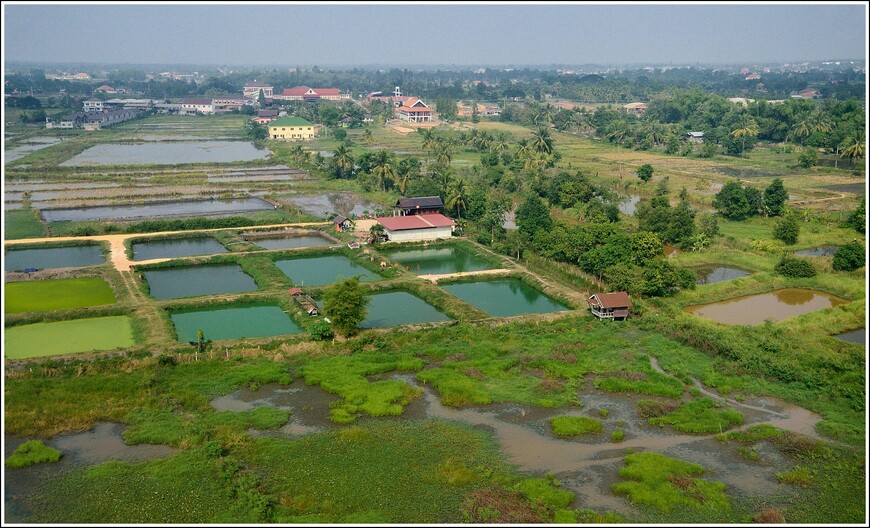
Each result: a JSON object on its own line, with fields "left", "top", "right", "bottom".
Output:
{"left": 375, "top": 214, "right": 455, "bottom": 242}
{"left": 588, "top": 292, "right": 632, "bottom": 320}
{"left": 397, "top": 97, "right": 432, "bottom": 123}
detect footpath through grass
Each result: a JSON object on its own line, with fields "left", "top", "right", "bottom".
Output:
{"left": 5, "top": 277, "right": 116, "bottom": 313}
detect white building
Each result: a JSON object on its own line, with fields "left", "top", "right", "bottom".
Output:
{"left": 83, "top": 99, "right": 104, "bottom": 112}
{"left": 180, "top": 98, "right": 215, "bottom": 115}
{"left": 376, "top": 214, "right": 455, "bottom": 243}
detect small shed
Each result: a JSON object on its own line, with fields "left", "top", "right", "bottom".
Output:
{"left": 588, "top": 292, "right": 632, "bottom": 320}
{"left": 333, "top": 215, "right": 351, "bottom": 232}
{"left": 289, "top": 287, "right": 319, "bottom": 316}
{"left": 687, "top": 131, "right": 705, "bottom": 143}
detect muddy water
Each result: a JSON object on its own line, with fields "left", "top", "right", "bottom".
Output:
{"left": 692, "top": 265, "right": 752, "bottom": 285}
{"left": 819, "top": 183, "right": 865, "bottom": 194}
{"left": 684, "top": 288, "right": 848, "bottom": 325}
{"left": 4, "top": 423, "right": 175, "bottom": 522}
{"left": 278, "top": 193, "right": 382, "bottom": 218}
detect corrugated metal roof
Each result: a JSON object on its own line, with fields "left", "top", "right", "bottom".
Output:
{"left": 377, "top": 214, "right": 454, "bottom": 231}
{"left": 588, "top": 292, "right": 632, "bottom": 309}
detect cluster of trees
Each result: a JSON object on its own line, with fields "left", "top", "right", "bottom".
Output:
{"left": 635, "top": 181, "right": 697, "bottom": 250}
{"left": 713, "top": 178, "right": 789, "bottom": 220}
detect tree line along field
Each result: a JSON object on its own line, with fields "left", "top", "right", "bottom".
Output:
{"left": 3, "top": 103, "right": 865, "bottom": 524}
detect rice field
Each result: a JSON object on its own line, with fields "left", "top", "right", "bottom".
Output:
{"left": 4, "top": 316, "right": 135, "bottom": 359}
{"left": 5, "top": 277, "right": 116, "bottom": 313}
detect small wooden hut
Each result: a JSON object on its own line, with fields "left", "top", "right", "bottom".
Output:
{"left": 289, "top": 287, "right": 319, "bottom": 316}
{"left": 588, "top": 292, "right": 632, "bottom": 320}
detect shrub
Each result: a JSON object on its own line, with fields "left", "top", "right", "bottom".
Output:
{"left": 6, "top": 440, "right": 62, "bottom": 468}
{"left": 598, "top": 408, "right": 609, "bottom": 418}
{"left": 755, "top": 508, "right": 785, "bottom": 523}
{"left": 636, "top": 164, "right": 654, "bottom": 182}
{"left": 772, "top": 215, "right": 800, "bottom": 245}
{"left": 776, "top": 466, "right": 813, "bottom": 486}
{"left": 798, "top": 149, "right": 818, "bottom": 168}
{"left": 832, "top": 242, "right": 865, "bottom": 271}
{"left": 611, "top": 429, "right": 625, "bottom": 442}
{"left": 309, "top": 320, "right": 334, "bottom": 341}
{"left": 550, "top": 415, "right": 602, "bottom": 436}
{"left": 775, "top": 256, "right": 816, "bottom": 278}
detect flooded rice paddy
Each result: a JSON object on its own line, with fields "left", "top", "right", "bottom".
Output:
{"left": 59, "top": 141, "right": 269, "bottom": 166}
{"left": 382, "top": 245, "right": 495, "bottom": 275}
{"left": 692, "top": 265, "right": 752, "bottom": 285}
{"left": 277, "top": 192, "right": 382, "bottom": 218}
{"left": 4, "top": 137, "right": 62, "bottom": 162}
{"left": 41, "top": 197, "right": 274, "bottom": 222}
{"left": 131, "top": 237, "right": 227, "bottom": 261}
{"left": 818, "top": 183, "right": 865, "bottom": 194}
{"left": 4, "top": 245, "right": 104, "bottom": 271}
{"left": 250, "top": 234, "right": 333, "bottom": 250}
{"left": 170, "top": 303, "right": 302, "bottom": 342}
{"left": 440, "top": 278, "right": 569, "bottom": 317}
{"left": 274, "top": 254, "right": 380, "bottom": 286}
{"left": 794, "top": 245, "right": 840, "bottom": 257}
{"left": 834, "top": 328, "right": 865, "bottom": 344}
{"left": 143, "top": 264, "right": 258, "bottom": 300}
{"left": 684, "top": 288, "right": 849, "bottom": 325}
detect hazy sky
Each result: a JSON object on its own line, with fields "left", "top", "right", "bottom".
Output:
{"left": 3, "top": 2, "right": 867, "bottom": 67}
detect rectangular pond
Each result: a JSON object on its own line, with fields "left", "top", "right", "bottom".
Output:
{"left": 684, "top": 288, "right": 849, "bottom": 325}
{"left": 274, "top": 255, "right": 380, "bottom": 287}
{"left": 359, "top": 291, "right": 451, "bottom": 328}
{"left": 382, "top": 246, "right": 496, "bottom": 275}
{"left": 4, "top": 245, "right": 104, "bottom": 271}
{"left": 132, "top": 237, "right": 228, "bottom": 261}
{"left": 692, "top": 265, "right": 752, "bottom": 285}
{"left": 252, "top": 234, "right": 333, "bottom": 251}
{"left": 4, "top": 316, "right": 134, "bottom": 359}
{"left": 170, "top": 304, "right": 302, "bottom": 342}
{"left": 41, "top": 197, "right": 274, "bottom": 222}
{"left": 279, "top": 192, "right": 382, "bottom": 218}
{"left": 5, "top": 277, "right": 116, "bottom": 313}
{"left": 440, "top": 278, "right": 570, "bottom": 317}
{"left": 143, "top": 264, "right": 258, "bottom": 300}
{"left": 59, "top": 141, "right": 269, "bottom": 166}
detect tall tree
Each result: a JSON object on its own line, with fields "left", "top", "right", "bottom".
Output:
{"left": 372, "top": 150, "right": 396, "bottom": 192}
{"left": 332, "top": 144, "right": 355, "bottom": 179}
{"left": 531, "top": 127, "right": 555, "bottom": 155}
{"left": 763, "top": 178, "right": 788, "bottom": 217}
{"left": 322, "top": 277, "right": 370, "bottom": 337}
{"left": 515, "top": 194, "right": 553, "bottom": 239}
{"left": 445, "top": 177, "right": 468, "bottom": 219}
{"left": 731, "top": 113, "right": 760, "bottom": 158}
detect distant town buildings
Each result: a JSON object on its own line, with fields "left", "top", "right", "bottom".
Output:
{"left": 274, "top": 86, "right": 351, "bottom": 102}
{"left": 243, "top": 81, "right": 274, "bottom": 100}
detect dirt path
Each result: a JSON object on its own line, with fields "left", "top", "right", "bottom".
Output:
{"left": 419, "top": 268, "right": 513, "bottom": 283}
{"left": 4, "top": 222, "right": 330, "bottom": 272}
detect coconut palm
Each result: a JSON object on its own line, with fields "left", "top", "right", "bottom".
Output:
{"left": 372, "top": 150, "right": 396, "bottom": 192}
{"left": 731, "top": 114, "right": 761, "bottom": 159}
{"left": 789, "top": 118, "right": 812, "bottom": 147}
{"left": 490, "top": 132, "right": 510, "bottom": 154}
{"left": 809, "top": 109, "right": 833, "bottom": 135}
{"left": 531, "top": 127, "right": 555, "bottom": 155}
{"left": 515, "top": 139, "right": 532, "bottom": 162}
{"left": 434, "top": 140, "right": 453, "bottom": 167}
{"left": 533, "top": 103, "right": 555, "bottom": 126}
{"left": 332, "top": 144, "right": 354, "bottom": 179}
{"left": 840, "top": 137, "right": 865, "bottom": 162}
{"left": 361, "top": 128, "right": 373, "bottom": 146}
{"left": 446, "top": 177, "right": 468, "bottom": 219}
{"left": 606, "top": 120, "right": 631, "bottom": 148}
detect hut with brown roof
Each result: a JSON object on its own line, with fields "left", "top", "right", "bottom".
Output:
{"left": 588, "top": 292, "right": 632, "bottom": 320}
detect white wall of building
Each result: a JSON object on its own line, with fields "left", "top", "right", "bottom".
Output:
{"left": 384, "top": 226, "right": 452, "bottom": 243}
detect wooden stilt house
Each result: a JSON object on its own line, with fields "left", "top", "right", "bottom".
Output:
{"left": 588, "top": 292, "right": 632, "bottom": 320}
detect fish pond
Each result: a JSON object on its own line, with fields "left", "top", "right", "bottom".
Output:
{"left": 794, "top": 246, "right": 840, "bottom": 257}
{"left": 382, "top": 246, "right": 495, "bottom": 275}
{"left": 143, "top": 264, "right": 258, "bottom": 300}
{"left": 440, "top": 278, "right": 570, "bottom": 317}
{"left": 4, "top": 245, "right": 103, "bottom": 271}
{"left": 4, "top": 316, "right": 135, "bottom": 359}
{"left": 170, "top": 303, "right": 302, "bottom": 342}
{"left": 252, "top": 234, "right": 333, "bottom": 251}
{"left": 279, "top": 192, "right": 382, "bottom": 218}
{"left": 692, "top": 265, "right": 752, "bottom": 285}
{"left": 5, "top": 277, "right": 116, "bottom": 313}
{"left": 131, "top": 237, "right": 228, "bottom": 261}
{"left": 59, "top": 141, "right": 269, "bottom": 166}
{"left": 274, "top": 255, "right": 380, "bottom": 287}
{"left": 684, "top": 288, "right": 849, "bottom": 325}
{"left": 359, "top": 292, "right": 451, "bottom": 328}
{"left": 41, "top": 197, "right": 274, "bottom": 222}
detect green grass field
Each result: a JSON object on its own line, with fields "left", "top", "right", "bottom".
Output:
{"left": 4, "top": 208, "right": 45, "bottom": 239}
{"left": 5, "top": 277, "right": 116, "bottom": 313}
{"left": 4, "top": 316, "right": 135, "bottom": 359}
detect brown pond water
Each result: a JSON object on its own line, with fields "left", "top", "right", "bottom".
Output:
{"left": 684, "top": 288, "right": 848, "bottom": 325}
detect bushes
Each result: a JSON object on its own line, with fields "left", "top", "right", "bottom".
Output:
{"left": 775, "top": 256, "right": 816, "bottom": 278}
{"left": 550, "top": 415, "right": 602, "bottom": 436}
{"left": 772, "top": 215, "right": 800, "bottom": 245}
{"left": 832, "top": 243, "right": 865, "bottom": 271}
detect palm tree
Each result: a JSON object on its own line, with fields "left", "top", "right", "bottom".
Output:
{"left": 434, "top": 140, "right": 453, "bottom": 167}
{"left": 531, "top": 127, "right": 555, "bottom": 155}
{"left": 332, "top": 144, "right": 354, "bottom": 179}
{"left": 515, "top": 138, "right": 532, "bottom": 161}
{"left": 840, "top": 137, "right": 865, "bottom": 163}
{"left": 809, "top": 109, "right": 833, "bottom": 135}
{"left": 789, "top": 118, "right": 812, "bottom": 147}
{"left": 606, "top": 120, "right": 631, "bottom": 148}
{"left": 731, "top": 114, "right": 760, "bottom": 159}
{"left": 490, "top": 132, "right": 510, "bottom": 154}
{"left": 361, "top": 128, "right": 373, "bottom": 146}
{"left": 372, "top": 150, "right": 396, "bottom": 192}
{"left": 532, "top": 103, "right": 554, "bottom": 126}
{"left": 446, "top": 177, "right": 468, "bottom": 219}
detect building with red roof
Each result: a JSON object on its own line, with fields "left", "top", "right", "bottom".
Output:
{"left": 588, "top": 292, "right": 632, "bottom": 320}
{"left": 376, "top": 213, "right": 455, "bottom": 242}
{"left": 397, "top": 97, "right": 432, "bottom": 122}
{"left": 276, "top": 86, "right": 350, "bottom": 101}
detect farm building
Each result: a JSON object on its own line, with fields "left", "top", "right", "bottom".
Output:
{"left": 687, "top": 131, "right": 705, "bottom": 143}
{"left": 333, "top": 215, "right": 351, "bottom": 232}
{"left": 376, "top": 214, "right": 455, "bottom": 243}
{"left": 588, "top": 292, "right": 632, "bottom": 320}
{"left": 395, "top": 196, "right": 444, "bottom": 216}
{"left": 397, "top": 97, "right": 433, "bottom": 122}
{"left": 268, "top": 117, "right": 317, "bottom": 140}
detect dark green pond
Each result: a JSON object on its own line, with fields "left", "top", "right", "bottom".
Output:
{"left": 143, "top": 264, "right": 258, "bottom": 300}
{"left": 275, "top": 255, "right": 380, "bottom": 287}
{"left": 441, "top": 278, "right": 569, "bottom": 317}
{"left": 131, "top": 237, "right": 227, "bottom": 261}
{"left": 253, "top": 235, "right": 333, "bottom": 250}
{"left": 382, "top": 246, "right": 495, "bottom": 275}
{"left": 693, "top": 265, "right": 752, "bottom": 285}
{"left": 359, "top": 292, "right": 451, "bottom": 328}
{"left": 170, "top": 304, "right": 301, "bottom": 342}
{"left": 4, "top": 245, "right": 103, "bottom": 271}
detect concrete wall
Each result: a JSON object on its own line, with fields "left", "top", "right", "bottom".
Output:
{"left": 384, "top": 226, "right": 452, "bottom": 243}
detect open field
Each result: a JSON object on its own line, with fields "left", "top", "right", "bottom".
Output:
{"left": 5, "top": 277, "right": 116, "bottom": 313}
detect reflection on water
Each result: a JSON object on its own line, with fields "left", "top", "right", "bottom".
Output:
{"left": 693, "top": 265, "right": 751, "bottom": 285}
{"left": 685, "top": 288, "right": 848, "bottom": 325}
